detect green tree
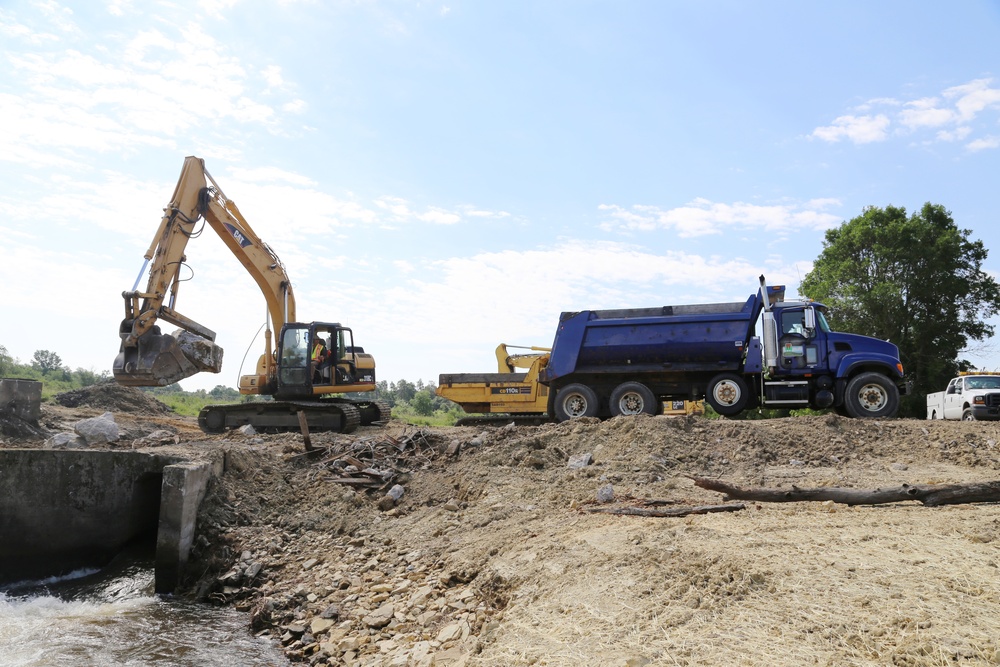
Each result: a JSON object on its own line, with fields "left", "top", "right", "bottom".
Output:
{"left": 0, "top": 345, "right": 12, "bottom": 376}
{"left": 73, "top": 367, "right": 109, "bottom": 387}
{"left": 801, "top": 203, "right": 1000, "bottom": 417}
{"left": 393, "top": 379, "right": 417, "bottom": 403}
{"left": 31, "top": 349, "right": 64, "bottom": 376}
{"left": 411, "top": 390, "right": 434, "bottom": 416}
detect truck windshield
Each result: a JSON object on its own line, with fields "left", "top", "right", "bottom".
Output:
{"left": 965, "top": 377, "right": 1000, "bottom": 390}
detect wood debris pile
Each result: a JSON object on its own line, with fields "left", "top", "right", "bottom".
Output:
{"left": 304, "top": 428, "right": 443, "bottom": 492}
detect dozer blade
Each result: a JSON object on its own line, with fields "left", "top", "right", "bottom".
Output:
{"left": 114, "top": 329, "right": 224, "bottom": 387}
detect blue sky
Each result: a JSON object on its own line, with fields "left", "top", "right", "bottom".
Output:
{"left": 2, "top": 0, "right": 1000, "bottom": 390}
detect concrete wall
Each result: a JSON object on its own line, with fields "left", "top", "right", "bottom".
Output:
{"left": 0, "top": 449, "right": 221, "bottom": 592}
{"left": 0, "top": 378, "right": 42, "bottom": 422}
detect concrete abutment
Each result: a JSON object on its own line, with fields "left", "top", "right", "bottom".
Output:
{"left": 0, "top": 449, "right": 222, "bottom": 592}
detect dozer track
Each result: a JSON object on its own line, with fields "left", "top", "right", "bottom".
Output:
{"left": 454, "top": 414, "right": 552, "bottom": 427}
{"left": 198, "top": 398, "right": 391, "bottom": 434}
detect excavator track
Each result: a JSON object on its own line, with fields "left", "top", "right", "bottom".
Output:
{"left": 198, "top": 400, "right": 364, "bottom": 434}
{"left": 350, "top": 399, "right": 393, "bottom": 425}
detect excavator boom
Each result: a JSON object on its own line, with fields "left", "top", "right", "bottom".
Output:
{"left": 114, "top": 156, "right": 294, "bottom": 387}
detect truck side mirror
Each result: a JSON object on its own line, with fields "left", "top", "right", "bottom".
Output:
{"left": 803, "top": 308, "right": 816, "bottom": 336}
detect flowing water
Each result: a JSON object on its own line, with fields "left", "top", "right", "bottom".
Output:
{"left": 0, "top": 560, "right": 289, "bottom": 667}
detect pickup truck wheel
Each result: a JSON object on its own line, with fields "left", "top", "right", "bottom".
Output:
{"left": 706, "top": 373, "right": 749, "bottom": 416}
{"left": 610, "top": 382, "right": 657, "bottom": 417}
{"left": 554, "top": 383, "right": 600, "bottom": 421}
{"left": 844, "top": 372, "right": 899, "bottom": 418}
{"left": 962, "top": 408, "right": 976, "bottom": 421}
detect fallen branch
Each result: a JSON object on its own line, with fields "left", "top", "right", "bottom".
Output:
{"left": 689, "top": 476, "right": 1000, "bottom": 507}
{"left": 586, "top": 502, "right": 746, "bottom": 518}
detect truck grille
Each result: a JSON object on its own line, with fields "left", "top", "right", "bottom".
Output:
{"left": 985, "top": 393, "right": 1000, "bottom": 408}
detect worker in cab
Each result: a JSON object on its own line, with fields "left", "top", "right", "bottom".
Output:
{"left": 311, "top": 337, "right": 331, "bottom": 384}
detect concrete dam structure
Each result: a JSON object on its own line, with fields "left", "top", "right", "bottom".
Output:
{"left": 0, "top": 447, "right": 218, "bottom": 594}
{"left": 1, "top": 378, "right": 223, "bottom": 594}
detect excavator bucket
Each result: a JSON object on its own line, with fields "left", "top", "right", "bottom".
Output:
{"left": 114, "top": 328, "right": 224, "bottom": 387}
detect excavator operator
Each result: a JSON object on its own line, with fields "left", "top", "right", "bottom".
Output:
{"left": 312, "top": 338, "right": 331, "bottom": 384}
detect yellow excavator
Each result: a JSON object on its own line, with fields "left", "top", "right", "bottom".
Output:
{"left": 113, "top": 156, "right": 389, "bottom": 433}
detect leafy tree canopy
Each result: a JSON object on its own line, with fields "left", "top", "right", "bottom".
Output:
{"left": 801, "top": 203, "right": 1000, "bottom": 416}
{"left": 31, "top": 349, "right": 64, "bottom": 376}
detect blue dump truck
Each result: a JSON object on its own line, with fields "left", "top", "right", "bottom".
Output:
{"left": 538, "top": 277, "right": 907, "bottom": 421}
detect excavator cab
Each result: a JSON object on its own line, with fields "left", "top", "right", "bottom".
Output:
{"left": 275, "top": 323, "right": 375, "bottom": 398}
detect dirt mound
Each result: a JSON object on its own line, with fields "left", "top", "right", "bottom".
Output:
{"left": 177, "top": 415, "right": 1000, "bottom": 666}
{"left": 53, "top": 382, "right": 173, "bottom": 415}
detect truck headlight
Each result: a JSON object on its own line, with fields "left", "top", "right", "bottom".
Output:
{"left": 974, "top": 396, "right": 985, "bottom": 405}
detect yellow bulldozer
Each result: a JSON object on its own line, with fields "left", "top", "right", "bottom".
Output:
{"left": 437, "top": 344, "right": 702, "bottom": 425}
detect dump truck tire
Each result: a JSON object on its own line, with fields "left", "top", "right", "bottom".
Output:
{"left": 844, "top": 372, "right": 899, "bottom": 419}
{"left": 609, "top": 382, "right": 657, "bottom": 417}
{"left": 554, "top": 383, "right": 599, "bottom": 421}
{"left": 706, "top": 373, "right": 749, "bottom": 416}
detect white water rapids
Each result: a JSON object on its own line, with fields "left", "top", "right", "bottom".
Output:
{"left": 0, "top": 563, "right": 289, "bottom": 666}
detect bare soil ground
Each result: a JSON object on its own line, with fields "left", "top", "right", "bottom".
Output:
{"left": 6, "top": 385, "right": 1000, "bottom": 666}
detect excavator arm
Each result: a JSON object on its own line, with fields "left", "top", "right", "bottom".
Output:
{"left": 114, "top": 156, "right": 296, "bottom": 387}
{"left": 495, "top": 343, "right": 551, "bottom": 373}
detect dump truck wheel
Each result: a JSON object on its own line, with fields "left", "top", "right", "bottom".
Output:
{"left": 706, "top": 373, "right": 749, "bottom": 416}
{"left": 844, "top": 372, "right": 899, "bottom": 419}
{"left": 554, "top": 383, "right": 600, "bottom": 421}
{"left": 610, "top": 382, "right": 657, "bottom": 417}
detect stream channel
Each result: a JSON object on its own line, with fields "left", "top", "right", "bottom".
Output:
{"left": 0, "top": 553, "right": 290, "bottom": 667}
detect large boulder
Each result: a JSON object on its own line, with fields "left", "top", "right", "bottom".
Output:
{"left": 74, "top": 411, "right": 120, "bottom": 445}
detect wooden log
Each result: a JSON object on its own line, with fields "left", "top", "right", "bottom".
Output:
{"left": 586, "top": 502, "right": 746, "bottom": 518}
{"left": 326, "top": 477, "right": 382, "bottom": 487}
{"left": 297, "top": 410, "right": 313, "bottom": 453}
{"left": 689, "top": 476, "right": 1000, "bottom": 507}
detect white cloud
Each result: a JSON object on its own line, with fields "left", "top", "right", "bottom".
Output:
{"left": 34, "top": 0, "right": 78, "bottom": 34}
{"left": 811, "top": 114, "right": 891, "bottom": 144}
{"left": 373, "top": 197, "right": 507, "bottom": 227}
{"left": 814, "top": 78, "right": 1000, "bottom": 147}
{"left": 228, "top": 166, "right": 316, "bottom": 186}
{"left": 198, "top": 0, "right": 242, "bottom": 20}
{"left": 261, "top": 65, "right": 285, "bottom": 88}
{"left": 943, "top": 78, "right": 1000, "bottom": 122}
{"left": 936, "top": 126, "right": 971, "bottom": 142}
{"left": 967, "top": 135, "right": 1000, "bottom": 152}
{"left": 898, "top": 98, "right": 954, "bottom": 129}
{"left": 0, "top": 18, "right": 300, "bottom": 168}
{"left": 105, "top": 0, "right": 132, "bottom": 17}
{"left": 598, "top": 199, "right": 842, "bottom": 237}
{"left": 417, "top": 209, "right": 461, "bottom": 225}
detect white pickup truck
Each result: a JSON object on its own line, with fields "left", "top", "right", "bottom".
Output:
{"left": 926, "top": 373, "right": 1000, "bottom": 421}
